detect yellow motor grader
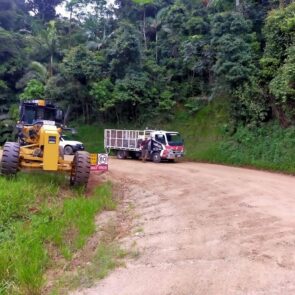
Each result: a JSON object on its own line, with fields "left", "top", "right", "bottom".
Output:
{"left": 0, "top": 100, "right": 90, "bottom": 186}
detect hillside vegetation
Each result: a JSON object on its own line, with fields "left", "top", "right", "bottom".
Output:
{"left": 168, "top": 101, "right": 295, "bottom": 173}
{"left": 77, "top": 99, "right": 295, "bottom": 174}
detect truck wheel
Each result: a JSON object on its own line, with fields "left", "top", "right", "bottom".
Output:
{"left": 152, "top": 152, "right": 161, "bottom": 163}
{"left": 1, "top": 142, "right": 20, "bottom": 176}
{"left": 70, "top": 151, "right": 90, "bottom": 186}
{"left": 117, "top": 150, "right": 127, "bottom": 159}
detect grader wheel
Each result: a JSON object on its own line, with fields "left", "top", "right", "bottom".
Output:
{"left": 70, "top": 151, "right": 90, "bottom": 186}
{"left": 1, "top": 142, "right": 20, "bottom": 176}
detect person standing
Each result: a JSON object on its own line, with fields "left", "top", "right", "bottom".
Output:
{"left": 140, "top": 136, "right": 150, "bottom": 162}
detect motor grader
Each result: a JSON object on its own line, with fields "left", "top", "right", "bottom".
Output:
{"left": 0, "top": 100, "right": 90, "bottom": 186}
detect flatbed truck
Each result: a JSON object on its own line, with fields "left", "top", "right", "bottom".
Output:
{"left": 104, "top": 129, "right": 185, "bottom": 163}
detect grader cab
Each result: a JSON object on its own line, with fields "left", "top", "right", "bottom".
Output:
{"left": 1, "top": 100, "right": 90, "bottom": 186}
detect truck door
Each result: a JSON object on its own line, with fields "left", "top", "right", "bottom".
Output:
{"left": 155, "top": 134, "right": 166, "bottom": 145}
{"left": 152, "top": 133, "right": 166, "bottom": 154}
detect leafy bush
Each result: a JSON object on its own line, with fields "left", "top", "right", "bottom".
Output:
{"left": 219, "top": 124, "right": 295, "bottom": 172}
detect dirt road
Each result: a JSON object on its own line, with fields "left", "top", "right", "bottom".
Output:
{"left": 1, "top": 148, "right": 295, "bottom": 294}
{"left": 71, "top": 159, "right": 295, "bottom": 295}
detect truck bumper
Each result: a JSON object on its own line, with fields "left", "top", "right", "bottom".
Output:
{"left": 166, "top": 151, "right": 184, "bottom": 159}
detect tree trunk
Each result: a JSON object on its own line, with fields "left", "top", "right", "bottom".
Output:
{"left": 85, "top": 103, "right": 90, "bottom": 124}
{"left": 49, "top": 54, "right": 53, "bottom": 77}
{"left": 63, "top": 105, "right": 71, "bottom": 125}
{"left": 82, "top": 103, "right": 86, "bottom": 123}
{"left": 115, "top": 108, "right": 120, "bottom": 124}
{"left": 155, "top": 31, "right": 158, "bottom": 63}
{"left": 69, "top": 7, "right": 73, "bottom": 47}
{"left": 143, "top": 8, "right": 147, "bottom": 50}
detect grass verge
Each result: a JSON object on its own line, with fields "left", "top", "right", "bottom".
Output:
{"left": 0, "top": 173, "right": 116, "bottom": 295}
{"left": 51, "top": 241, "right": 126, "bottom": 294}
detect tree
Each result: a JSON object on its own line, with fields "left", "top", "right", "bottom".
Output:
{"left": 0, "top": 28, "right": 27, "bottom": 111}
{"left": 261, "top": 2, "right": 295, "bottom": 126}
{"left": 0, "top": 0, "right": 28, "bottom": 30}
{"left": 132, "top": 0, "right": 155, "bottom": 50}
{"left": 20, "top": 79, "right": 45, "bottom": 100}
{"left": 211, "top": 12, "right": 257, "bottom": 88}
{"left": 107, "top": 21, "right": 141, "bottom": 79}
{"left": 269, "top": 46, "right": 295, "bottom": 124}
{"left": 44, "top": 21, "right": 58, "bottom": 77}
{"left": 26, "top": 0, "right": 63, "bottom": 22}
{"left": 60, "top": 45, "right": 104, "bottom": 122}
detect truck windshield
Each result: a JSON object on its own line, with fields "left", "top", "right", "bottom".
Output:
{"left": 166, "top": 133, "right": 183, "bottom": 146}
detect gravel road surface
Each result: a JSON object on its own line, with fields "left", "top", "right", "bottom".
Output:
{"left": 73, "top": 158, "right": 295, "bottom": 295}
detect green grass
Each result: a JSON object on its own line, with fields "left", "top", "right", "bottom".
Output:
{"left": 75, "top": 125, "right": 105, "bottom": 153}
{"left": 0, "top": 174, "right": 116, "bottom": 295}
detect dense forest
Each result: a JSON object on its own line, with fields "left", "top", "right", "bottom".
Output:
{"left": 0, "top": 0, "right": 294, "bottom": 136}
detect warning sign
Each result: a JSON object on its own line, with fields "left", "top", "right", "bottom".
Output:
{"left": 90, "top": 153, "right": 109, "bottom": 172}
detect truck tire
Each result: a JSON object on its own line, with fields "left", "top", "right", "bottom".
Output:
{"left": 70, "top": 151, "right": 90, "bottom": 186}
{"left": 152, "top": 152, "right": 161, "bottom": 163}
{"left": 117, "top": 150, "right": 127, "bottom": 159}
{"left": 1, "top": 142, "right": 20, "bottom": 176}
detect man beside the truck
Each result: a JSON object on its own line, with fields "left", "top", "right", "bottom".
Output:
{"left": 141, "top": 136, "right": 150, "bottom": 162}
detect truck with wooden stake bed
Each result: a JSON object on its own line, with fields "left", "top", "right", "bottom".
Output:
{"left": 104, "top": 129, "right": 185, "bottom": 163}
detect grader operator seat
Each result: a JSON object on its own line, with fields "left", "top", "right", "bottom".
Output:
{"left": 1, "top": 99, "right": 90, "bottom": 187}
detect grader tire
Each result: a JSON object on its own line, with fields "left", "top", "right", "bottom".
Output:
{"left": 1, "top": 142, "right": 20, "bottom": 176}
{"left": 70, "top": 151, "right": 90, "bottom": 186}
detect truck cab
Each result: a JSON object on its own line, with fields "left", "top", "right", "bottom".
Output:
{"left": 149, "top": 131, "right": 185, "bottom": 162}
